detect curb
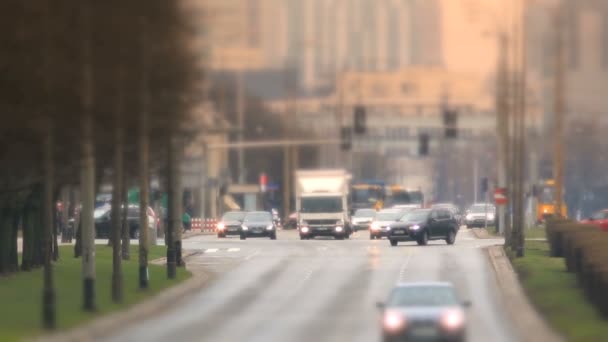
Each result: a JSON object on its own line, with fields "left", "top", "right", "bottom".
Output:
{"left": 485, "top": 245, "right": 564, "bottom": 342}
{"left": 470, "top": 228, "right": 493, "bottom": 239}
{"left": 38, "top": 253, "right": 212, "bottom": 342}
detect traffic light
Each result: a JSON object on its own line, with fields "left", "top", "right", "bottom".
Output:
{"left": 354, "top": 105, "right": 367, "bottom": 135}
{"left": 341, "top": 126, "right": 352, "bottom": 151}
{"left": 443, "top": 109, "right": 458, "bottom": 139}
{"left": 418, "top": 133, "right": 430, "bottom": 156}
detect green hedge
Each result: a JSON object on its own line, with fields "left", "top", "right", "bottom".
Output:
{"left": 546, "top": 219, "right": 608, "bottom": 317}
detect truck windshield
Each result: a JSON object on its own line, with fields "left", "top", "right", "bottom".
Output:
{"left": 301, "top": 197, "right": 343, "bottom": 213}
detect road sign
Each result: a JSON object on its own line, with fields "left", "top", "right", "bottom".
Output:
{"left": 494, "top": 188, "right": 508, "bottom": 205}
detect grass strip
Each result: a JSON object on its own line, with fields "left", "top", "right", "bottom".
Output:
{"left": 0, "top": 245, "right": 190, "bottom": 341}
{"left": 512, "top": 241, "right": 608, "bottom": 342}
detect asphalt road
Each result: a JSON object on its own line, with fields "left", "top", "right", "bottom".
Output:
{"left": 105, "top": 228, "right": 519, "bottom": 342}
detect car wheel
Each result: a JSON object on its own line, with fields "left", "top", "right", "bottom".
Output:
{"left": 417, "top": 231, "right": 428, "bottom": 246}
{"left": 446, "top": 230, "right": 456, "bottom": 245}
{"left": 390, "top": 239, "right": 398, "bottom": 247}
{"left": 336, "top": 235, "right": 345, "bottom": 240}
{"left": 240, "top": 234, "right": 246, "bottom": 240}
{"left": 217, "top": 233, "right": 225, "bottom": 238}
{"left": 270, "top": 232, "right": 277, "bottom": 240}
{"left": 370, "top": 234, "right": 375, "bottom": 240}
{"left": 300, "top": 235, "right": 306, "bottom": 240}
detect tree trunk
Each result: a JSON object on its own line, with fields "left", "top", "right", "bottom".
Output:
{"left": 138, "top": 15, "right": 150, "bottom": 290}
{"left": 8, "top": 195, "right": 21, "bottom": 273}
{"left": 0, "top": 195, "right": 9, "bottom": 274}
{"left": 111, "top": 66, "right": 125, "bottom": 303}
{"left": 42, "top": 121, "right": 56, "bottom": 329}
{"left": 167, "top": 134, "right": 184, "bottom": 275}
{"left": 121, "top": 172, "right": 130, "bottom": 260}
{"left": 81, "top": 0, "right": 96, "bottom": 312}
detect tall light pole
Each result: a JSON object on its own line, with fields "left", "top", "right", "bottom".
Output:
{"left": 553, "top": 2, "right": 566, "bottom": 219}
{"left": 496, "top": 32, "right": 510, "bottom": 237}
{"left": 236, "top": 70, "right": 246, "bottom": 184}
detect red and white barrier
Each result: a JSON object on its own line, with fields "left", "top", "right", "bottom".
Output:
{"left": 191, "top": 218, "right": 218, "bottom": 233}
{"left": 191, "top": 218, "right": 203, "bottom": 230}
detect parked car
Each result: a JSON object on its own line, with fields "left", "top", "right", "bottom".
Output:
{"left": 216, "top": 211, "right": 247, "bottom": 238}
{"left": 240, "top": 211, "right": 277, "bottom": 240}
{"left": 352, "top": 208, "right": 376, "bottom": 231}
{"left": 378, "top": 282, "right": 469, "bottom": 342}
{"left": 580, "top": 209, "right": 608, "bottom": 232}
{"left": 387, "top": 208, "right": 460, "bottom": 246}
{"left": 94, "top": 204, "right": 157, "bottom": 239}
{"left": 370, "top": 209, "right": 406, "bottom": 240}
{"left": 464, "top": 203, "right": 496, "bottom": 228}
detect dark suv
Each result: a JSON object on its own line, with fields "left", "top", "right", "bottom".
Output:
{"left": 387, "top": 209, "right": 459, "bottom": 247}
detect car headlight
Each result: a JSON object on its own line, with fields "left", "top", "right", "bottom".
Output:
{"left": 383, "top": 310, "right": 406, "bottom": 332}
{"left": 301, "top": 227, "right": 310, "bottom": 233}
{"left": 487, "top": 213, "right": 495, "bottom": 220}
{"left": 335, "top": 226, "right": 344, "bottom": 232}
{"left": 371, "top": 222, "right": 380, "bottom": 230}
{"left": 466, "top": 214, "right": 474, "bottom": 221}
{"left": 266, "top": 225, "right": 274, "bottom": 230}
{"left": 386, "top": 226, "right": 391, "bottom": 231}
{"left": 440, "top": 309, "right": 465, "bottom": 331}
{"left": 217, "top": 222, "right": 225, "bottom": 230}
{"left": 410, "top": 225, "right": 420, "bottom": 230}
{"left": 241, "top": 225, "right": 249, "bottom": 231}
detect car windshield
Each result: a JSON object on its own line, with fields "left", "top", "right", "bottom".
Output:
{"left": 301, "top": 197, "right": 343, "bottom": 213}
{"left": 222, "top": 212, "right": 246, "bottom": 221}
{"left": 387, "top": 285, "right": 459, "bottom": 307}
{"left": 469, "top": 205, "right": 493, "bottom": 213}
{"left": 352, "top": 188, "right": 381, "bottom": 204}
{"left": 93, "top": 207, "right": 109, "bottom": 219}
{"left": 375, "top": 212, "right": 401, "bottom": 221}
{"left": 244, "top": 212, "right": 271, "bottom": 222}
{"left": 591, "top": 211, "right": 608, "bottom": 220}
{"left": 400, "top": 210, "right": 430, "bottom": 222}
{"left": 354, "top": 209, "right": 376, "bottom": 218}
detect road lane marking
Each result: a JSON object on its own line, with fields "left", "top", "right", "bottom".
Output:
{"left": 245, "top": 249, "right": 260, "bottom": 260}
{"left": 227, "top": 248, "right": 240, "bottom": 252}
{"left": 205, "top": 248, "right": 219, "bottom": 253}
{"left": 398, "top": 250, "right": 414, "bottom": 282}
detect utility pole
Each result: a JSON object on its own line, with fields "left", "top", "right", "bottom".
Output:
{"left": 236, "top": 70, "right": 246, "bottom": 184}
{"left": 511, "top": 0, "right": 527, "bottom": 257}
{"left": 496, "top": 32, "right": 509, "bottom": 236}
{"left": 553, "top": 3, "right": 566, "bottom": 219}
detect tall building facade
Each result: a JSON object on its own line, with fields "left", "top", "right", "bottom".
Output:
{"left": 281, "top": 0, "right": 444, "bottom": 92}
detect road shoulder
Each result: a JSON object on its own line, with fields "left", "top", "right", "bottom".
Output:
{"left": 485, "top": 245, "right": 564, "bottom": 342}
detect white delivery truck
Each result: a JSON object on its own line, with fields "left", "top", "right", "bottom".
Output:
{"left": 295, "top": 169, "right": 352, "bottom": 240}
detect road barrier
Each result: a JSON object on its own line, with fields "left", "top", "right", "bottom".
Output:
{"left": 189, "top": 218, "right": 217, "bottom": 233}
{"left": 547, "top": 218, "right": 608, "bottom": 317}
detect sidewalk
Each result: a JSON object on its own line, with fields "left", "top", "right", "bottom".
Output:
{"left": 485, "top": 245, "right": 564, "bottom": 342}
